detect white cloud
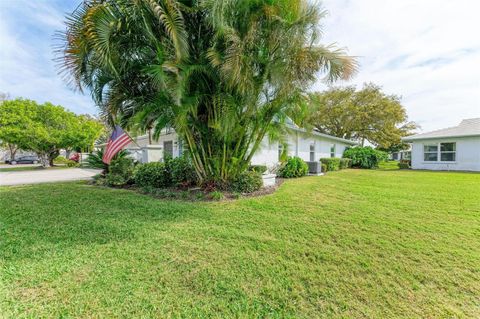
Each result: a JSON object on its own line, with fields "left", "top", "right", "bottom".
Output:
{"left": 316, "top": 0, "right": 480, "bottom": 132}
{"left": 0, "top": 0, "right": 479, "bottom": 132}
{"left": 0, "top": 0, "right": 96, "bottom": 115}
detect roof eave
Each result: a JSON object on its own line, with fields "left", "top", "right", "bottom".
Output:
{"left": 402, "top": 133, "right": 480, "bottom": 142}
{"left": 287, "top": 126, "right": 358, "bottom": 145}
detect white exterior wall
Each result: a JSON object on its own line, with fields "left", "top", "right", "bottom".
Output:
{"left": 250, "top": 131, "right": 354, "bottom": 169}
{"left": 250, "top": 137, "right": 279, "bottom": 168}
{"left": 127, "top": 128, "right": 355, "bottom": 166}
{"left": 410, "top": 136, "right": 480, "bottom": 171}
{"left": 125, "top": 129, "right": 181, "bottom": 162}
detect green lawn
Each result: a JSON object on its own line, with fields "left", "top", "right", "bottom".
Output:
{"left": 1, "top": 169, "right": 479, "bottom": 318}
{"left": 0, "top": 165, "right": 70, "bottom": 172}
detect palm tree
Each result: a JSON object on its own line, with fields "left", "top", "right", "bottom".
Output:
{"left": 57, "top": 0, "right": 356, "bottom": 184}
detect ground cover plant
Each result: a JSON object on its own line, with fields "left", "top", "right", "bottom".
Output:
{"left": 1, "top": 169, "right": 479, "bottom": 317}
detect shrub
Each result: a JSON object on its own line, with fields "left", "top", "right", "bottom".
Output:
{"left": 398, "top": 163, "right": 409, "bottom": 169}
{"left": 321, "top": 163, "right": 327, "bottom": 173}
{"left": 105, "top": 157, "right": 135, "bottom": 186}
{"left": 86, "top": 149, "right": 129, "bottom": 173}
{"left": 320, "top": 158, "right": 341, "bottom": 171}
{"left": 133, "top": 162, "right": 171, "bottom": 188}
{"left": 343, "top": 147, "right": 388, "bottom": 169}
{"left": 339, "top": 158, "right": 352, "bottom": 169}
{"left": 65, "top": 159, "right": 80, "bottom": 167}
{"left": 278, "top": 156, "right": 308, "bottom": 178}
{"left": 209, "top": 191, "right": 224, "bottom": 201}
{"left": 165, "top": 156, "right": 197, "bottom": 187}
{"left": 231, "top": 170, "right": 262, "bottom": 193}
{"left": 248, "top": 165, "right": 268, "bottom": 174}
{"left": 53, "top": 156, "right": 69, "bottom": 164}
{"left": 398, "top": 160, "right": 410, "bottom": 169}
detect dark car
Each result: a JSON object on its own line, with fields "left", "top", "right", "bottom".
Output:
{"left": 8, "top": 156, "right": 39, "bottom": 165}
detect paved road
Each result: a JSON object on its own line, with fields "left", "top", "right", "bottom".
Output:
{"left": 0, "top": 164, "right": 41, "bottom": 169}
{"left": 0, "top": 168, "right": 101, "bottom": 186}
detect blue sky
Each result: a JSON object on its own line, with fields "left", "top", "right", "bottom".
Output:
{"left": 1, "top": 0, "right": 479, "bottom": 132}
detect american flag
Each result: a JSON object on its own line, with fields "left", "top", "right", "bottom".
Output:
{"left": 102, "top": 126, "right": 132, "bottom": 164}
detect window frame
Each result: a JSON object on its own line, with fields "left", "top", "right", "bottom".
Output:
{"left": 278, "top": 143, "right": 284, "bottom": 161}
{"left": 309, "top": 143, "right": 315, "bottom": 162}
{"left": 330, "top": 144, "right": 336, "bottom": 158}
{"left": 422, "top": 142, "right": 456, "bottom": 163}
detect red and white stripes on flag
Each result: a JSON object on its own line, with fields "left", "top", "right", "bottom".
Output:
{"left": 102, "top": 125, "right": 132, "bottom": 164}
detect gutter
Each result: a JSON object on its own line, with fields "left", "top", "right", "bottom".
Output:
{"left": 402, "top": 134, "right": 480, "bottom": 142}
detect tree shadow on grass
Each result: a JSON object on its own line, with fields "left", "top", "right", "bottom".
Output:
{"left": 0, "top": 182, "right": 207, "bottom": 262}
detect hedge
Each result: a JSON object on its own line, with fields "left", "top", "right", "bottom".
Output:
{"left": 320, "top": 158, "right": 340, "bottom": 171}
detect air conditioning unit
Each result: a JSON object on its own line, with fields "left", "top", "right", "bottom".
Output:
{"left": 306, "top": 161, "right": 322, "bottom": 175}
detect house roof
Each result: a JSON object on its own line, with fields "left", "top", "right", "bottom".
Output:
{"left": 402, "top": 118, "right": 480, "bottom": 141}
{"left": 285, "top": 123, "right": 358, "bottom": 145}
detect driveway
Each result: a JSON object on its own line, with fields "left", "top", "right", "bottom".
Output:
{"left": 0, "top": 168, "right": 101, "bottom": 186}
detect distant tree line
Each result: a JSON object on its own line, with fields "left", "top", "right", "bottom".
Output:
{"left": 0, "top": 97, "right": 103, "bottom": 166}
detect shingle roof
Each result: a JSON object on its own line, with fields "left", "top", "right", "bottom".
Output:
{"left": 402, "top": 118, "right": 480, "bottom": 141}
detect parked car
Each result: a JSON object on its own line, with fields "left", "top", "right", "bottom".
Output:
{"left": 8, "top": 156, "right": 40, "bottom": 165}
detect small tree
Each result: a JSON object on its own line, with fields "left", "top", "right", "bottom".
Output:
{"left": 0, "top": 98, "right": 103, "bottom": 166}
{"left": 0, "top": 99, "right": 37, "bottom": 161}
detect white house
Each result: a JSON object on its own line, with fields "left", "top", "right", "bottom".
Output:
{"left": 123, "top": 123, "right": 357, "bottom": 170}
{"left": 402, "top": 118, "right": 480, "bottom": 171}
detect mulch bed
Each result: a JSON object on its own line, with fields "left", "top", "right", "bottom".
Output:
{"left": 90, "top": 178, "right": 284, "bottom": 202}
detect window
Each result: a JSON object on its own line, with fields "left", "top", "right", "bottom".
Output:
{"left": 423, "top": 142, "right": 456, "bottom": 162}
{"left": 423, "top": 144, "right": 438, "bottom": 161}
{"left": 330, "top": 144, "right": 336, "bottom": 158}
{"left": 440, "top": 142, "right": 456, "bottom": 161}
{"left": 163, "top": 141, "right": 173, "bottom": 158}
{"left": 309, "top": 143, "right": 315, "bottom": 162}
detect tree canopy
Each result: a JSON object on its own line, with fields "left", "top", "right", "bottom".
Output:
{"left": 307, "top": 83, "right": 418, "bottom": 148}
{"left": 57, "top": 0, "right": 356, "bottom": 184}
{"left": 0, "top": 98, "right": 103, "bottom": 165}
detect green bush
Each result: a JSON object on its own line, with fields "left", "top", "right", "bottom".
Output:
{"left": 53, "top": 156, "right": 69, "bottom": 164}
{"left": 320, "top": 158, "right": 341, "bottom": 171}
{"left": 105, "top": 157, "right": 135, "bottom": 186}
{"left": 248, "top": 165, "right": 268, "bottom": 174}
{"left": 339, "top": 158, "right": 352, "bottom": 169}
{"left": 321, "top": 163, "right": 327, "bottom": 173}
{"left": 398, "top": 162, "right": 410, "bottom": 169}
{"left": 65, "top": 159, "right": 80, "bottom": 167}
{"left": 86, "top": 149, "right": 129, "bottom": 173}
{"left": 278, "top": 156, "right": 308, "bottom": 178}
{"left": 400, "top": 159, "right": 411, "bottom": 166}
{"left": 209, "top": 191, "right": 224, "bottom": 201}
{"left": 231, "top": 170, "right": 262, "bottom": 193}
{"left": 134, "top": 162, "right": 171, "bottom": 188}
{"left": 165, "top": 156, "right": 197, "bottom": 187}
{"left": 343, "top": 147, "right": 388, "bottom": 169}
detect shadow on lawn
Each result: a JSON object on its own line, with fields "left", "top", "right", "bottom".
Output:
{"left": 0, "top": 182, "right": 206, "bottom": 261}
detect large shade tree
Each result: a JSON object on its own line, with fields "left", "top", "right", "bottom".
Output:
{"left": 307, "top": 83, "right": 418, "bottom": 148}
{"left": 58, "top": 0, "right": 356, "bottom": 183}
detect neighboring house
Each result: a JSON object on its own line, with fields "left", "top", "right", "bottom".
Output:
{"left": 120, "top": 123, "right": 357, "bottom": 169}
{"left": 402, "top": 118, "right": 480, "bottom": 171}
{"left": 390, "top": 147, "right": 411, "bottom": 161}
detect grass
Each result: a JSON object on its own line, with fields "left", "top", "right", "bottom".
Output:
{"left": 0, "top": 165, "right": 71, "bottom": 172}
{"left": 0, "top": 169, "right": 479, "bottom": 318}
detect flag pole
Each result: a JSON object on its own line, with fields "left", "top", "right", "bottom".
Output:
{"left": 122, "top": 129, "right": 143, "bottom": 149}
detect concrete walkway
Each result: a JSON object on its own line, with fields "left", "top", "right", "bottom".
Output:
{"left": 0, "top": 168, "right": 101, "bottom": 186}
